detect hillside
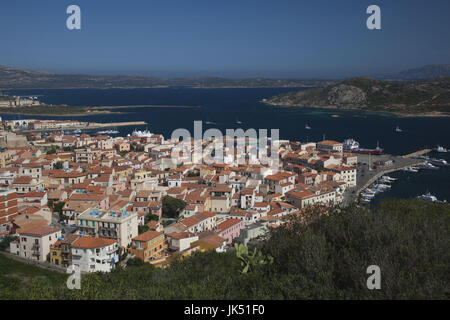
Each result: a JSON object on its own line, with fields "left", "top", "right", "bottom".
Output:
{"left": 264, "top": 77, "right": 450, "bottom": 116}
{"left": 1, "top": 199, "right": 449, "bottom": 300}
{"left": 395, "top": 64, "right": 450, "bottom": 80}
{"left": 0, "top": 65, "right": 330, "bottom": 89}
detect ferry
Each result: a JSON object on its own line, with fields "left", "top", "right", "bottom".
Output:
{"left": 131, "top": 129, "right": 152, "bottom": 137}
{"left": 343, "top": 139, "right": 383, "bottom": 155}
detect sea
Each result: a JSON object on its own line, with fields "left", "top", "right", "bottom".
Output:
{"left": 2, "top": 87, "right": 450, "bottom": 204}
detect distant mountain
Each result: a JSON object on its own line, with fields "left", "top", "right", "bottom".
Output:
{"left": 0, "top": 65, "right": 331, "bottom": 89}
{"left": 394, "top": 65, "right": 450, "bottom": 80}
{"left": 264, "top": 77, "right": 450, "bottom": 117}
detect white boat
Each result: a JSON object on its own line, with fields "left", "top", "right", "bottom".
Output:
{"left": 429, "top": 159, "right": 448, "bottom": 167}
{"left": 416, "top": 192, "right": 438, "bottom": 202}
{"left": 395, "top": 126, "right": 403, "bottom": 132}
{"left": 361, "top": 192, "right": 375, "bottom": 198}
{"left": 382, "top": 175, "right": 397, "bottom": 181}
{"left": 434, "top": 145, "right": 447, "bottom": 153}
{"left": 74, "top": 129, "right": 82, "bottom": 133}
{"left": 403, "top": 166, "right": 418, "bottom": 172}
{"left": 305, "top": 124, "right": 311, "bottom": 130}
{"left": 417, "top": 162, "right": 439, "bottom": 170}
{"left": 236, "top": 118, "right": 243, "bottom": 125}
{"left": 132, "top": 129, "right": 152, "bottom": 137}
{"left": 97, "top": 130, "right": 119, "bottom": 135}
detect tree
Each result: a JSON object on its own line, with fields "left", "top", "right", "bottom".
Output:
{"left": 144, "top": 213, "right": 159, "bottom": 224}
{"left": 138, "top": 225, "right": 149, "bottom": 234}
{"left": 54, "top": 162, "right": 63, "bottom": 170}
{"left": 162, "top": 196, "right": 187, "bottom": 219}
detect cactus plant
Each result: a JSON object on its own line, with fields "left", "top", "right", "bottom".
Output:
{"left": 234, "top": 243, "right": 273, "bottom": 274}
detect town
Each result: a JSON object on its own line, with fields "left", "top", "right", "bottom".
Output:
{"left": 0, "top": 117, "right": 409, "bottom": 274}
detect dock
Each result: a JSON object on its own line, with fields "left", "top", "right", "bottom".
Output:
{"left": 19, "top": 121, "right": 147, "bottom": 133}
{"left": 343, "top": 150, "right": 431, "bottom": 205}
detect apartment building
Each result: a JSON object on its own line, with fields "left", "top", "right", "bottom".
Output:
{"left": 71, "top": 236, "right": 119, "bottom": 273}
{"left": 0, "top": 190, "right": 18, "bottom": 236}
{"left": 13, "top": 225, "right": 61, "bottom": 262}
{"left": 76, "top": 208, "right": 138, "bottom": 248}
{"left": 129, "top": 230, "right": 166, "bottom": 262}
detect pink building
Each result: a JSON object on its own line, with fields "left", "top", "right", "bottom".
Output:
{"left": 216, "top": 218, "right": 245, "bottom": 245}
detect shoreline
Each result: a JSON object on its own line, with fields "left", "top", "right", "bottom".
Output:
{"left": 0, "top": 104, "right": 202, "bottom": 117}
{"left": 263, "top": 102, "right": 450, "bottom": 118}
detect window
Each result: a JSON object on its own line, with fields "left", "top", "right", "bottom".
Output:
{"left": 35, "top": 239, "right": 39, "bottom": 245}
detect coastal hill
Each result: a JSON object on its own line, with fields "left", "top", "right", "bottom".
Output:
{"left": 393, "top": 64, "right": 450, "bottom": 80}
{"left": 0, "top": 65, "right": 331, "bottom": 89}
{"left": 264, "top": 77, "right": 450, "bottom": 116}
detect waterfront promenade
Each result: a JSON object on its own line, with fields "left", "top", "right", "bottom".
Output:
{"left": 343, "top": 150, "right": 430, "bottom": 205}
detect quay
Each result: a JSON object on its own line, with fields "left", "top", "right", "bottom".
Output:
{"left": 343, "top": 150, "right": 431, "bottom": 205}
{"left": 18, "top": 121, "right": 147, "bottom": 133}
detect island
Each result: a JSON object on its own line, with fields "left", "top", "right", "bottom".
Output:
{"left": 264, "top": 77, "right": 450, "bottom": 117}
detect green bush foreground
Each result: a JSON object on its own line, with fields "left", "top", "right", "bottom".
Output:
{"left": 0, "top": 199, "right": 449, "bottom": 299}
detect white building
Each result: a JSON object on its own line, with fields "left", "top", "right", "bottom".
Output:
{"left": 71, "top": 236, "right": 119, "bottom": 273}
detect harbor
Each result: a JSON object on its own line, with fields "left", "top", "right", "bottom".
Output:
{"left": 344, "top": 149, "right": 449, "bottom": 205}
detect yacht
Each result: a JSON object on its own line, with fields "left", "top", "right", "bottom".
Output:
{"left": 417, "top": 162, "right": 439, "bottom": 170}
{"left": 381, "top": 175, "right": 397, "bottom": 182}
{"left": 434, "top": 145, "right": 448, "bottom": 153}
{"left": 395, "top": 126, "right": 403, "bottom": 132}
{"left": 305, "top": 124, "right": 311, "bottom": 130}
{"left": 429, "top": 159, "right": 448, "bottom": 167}
{"left": 416, "top": 192, "right": 438, "bottom": 202}
{"left": 403, "top": 166, "right": 418, "bottom": 173}
{"left": 236, "top": 118, "right": 243, "bottom": 125}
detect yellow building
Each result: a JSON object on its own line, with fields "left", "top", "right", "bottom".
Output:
{"left": 129, "top": 230, "right": 166, "bottom": 263}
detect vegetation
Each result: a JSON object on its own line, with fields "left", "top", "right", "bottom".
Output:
{"left": 144, "top": 213, "right": 159, "bottom": 224}
{"left": 138, "top": 225, "right": 149, "bottom": 234}
{"left": 0, "top": 199, "right": 449, "bottom": 299}
{"left": 266, "top": 77, "right": 450, "bottom": 116}
{"left": 162, "top": 196, "right": 187, "bottom": 219}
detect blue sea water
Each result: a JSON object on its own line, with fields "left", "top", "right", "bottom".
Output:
{"left": 2, "top": 87, "right": 450, "bottom": 203}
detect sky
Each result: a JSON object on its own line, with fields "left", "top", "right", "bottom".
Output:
{"left": 0, "top": 0, "right": 449, "bottom": 78}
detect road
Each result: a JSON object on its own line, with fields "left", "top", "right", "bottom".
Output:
{"left": 51, "top": 213, "right": 78, "bottom": 237}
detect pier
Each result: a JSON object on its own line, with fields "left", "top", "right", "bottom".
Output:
{"left": 343, "top": 150, "right": 431, "bottom": 205}
{"left": 19, "top": 121, "right": 147, "bottom": 133}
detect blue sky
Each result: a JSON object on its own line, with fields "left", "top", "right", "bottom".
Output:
{"left": 0, "top": 0, "right": 449, "bottom": 78}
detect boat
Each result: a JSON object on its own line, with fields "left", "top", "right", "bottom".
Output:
{"left": 305, "top": 124, "right": 311, "bottom": 130}
{"left": 74, "top": 129, "right": 82, "bottom": 133}
{"left": 434, "top": 145, "right": 448, "bottom": 153}
{"left": 132, "top": 129, "right": 152, "bottom": 137}
{"left": 97, "top": 130, "right": 119, "bottom": 135}
{"left": 395, "top": 126, "right": 403, "bottom": 132}
{"left": 429, "top": 159, "right": 448, "bottom": 167}
{"left": 361, "top": 192, "right": 375, "bottom": 198}
{"left": 236, "top": 118, "right": 243, "bottom": 125}
{"left": 343, "top": 139, "right": 383, "bottom": 155}
{"left": 403, "top": 166, "right": 420, "bottom": 173}
{"left": 417, "top": 162, "right": 439, "bottom": 170}
{"left": 416, "top": 192, "right": 438, "bottom": 202}
{"left": 381, "top": 175, "right": 397, "bottom": 182}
